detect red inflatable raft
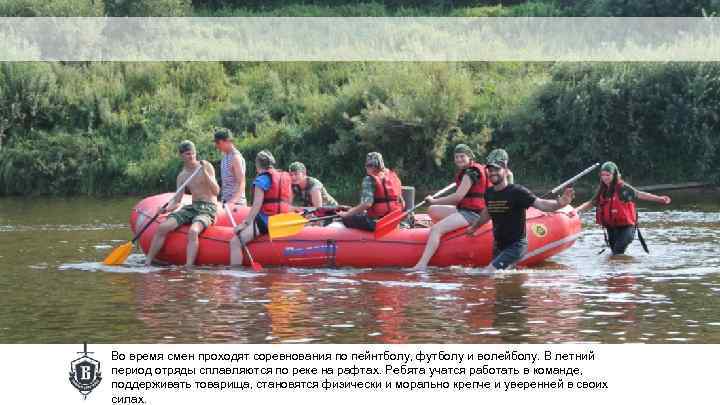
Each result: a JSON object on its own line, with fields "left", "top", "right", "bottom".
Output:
{"left": 130, "top": 194, "right": 581, "bottom": 268}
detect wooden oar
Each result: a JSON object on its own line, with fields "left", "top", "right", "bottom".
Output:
{"left": 268, "top": 212, "right": 339, "bottom": 239}
{"left": 374, "top": 182, "right": 457, "bottom": 239}
{"left": 224, "top": 202, "right": 263, "bottom": 271}
{"left": 104, "top": 163, "right": 204, "bottom": 265}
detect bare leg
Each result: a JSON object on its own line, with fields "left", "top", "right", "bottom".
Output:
{"left": 185, "top": 222, "right": 205, "bottom": 266}
{"left": 427, "top": 205, "right": 457, "bottom": 223}
{"left": 145, "top": 218, "right": 179, "bottom": 266}
{"left": 412, "top": 212, "right": 469, "bottom": 271}
{"left": 230, "top": 226, "right": 254, "bottom": 267}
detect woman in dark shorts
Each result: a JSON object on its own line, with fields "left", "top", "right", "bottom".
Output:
{"left": 412, "top": 144, "right": 491, "bottom": 271}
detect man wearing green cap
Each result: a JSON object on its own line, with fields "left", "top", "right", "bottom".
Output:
{"left": 288, "top": 161, "right": 338, "bottom": 209}
{"left": 571, "top": 161, "right": 671, "bottom": 255}
{"left": 487, "top": 148, "right": 514, "bottom": 184}
{"left": 339, "top": 152, "right": 404, "bottom": 231}
{"left": 145, "top": 140, "right": 221, "bottom": 266}
{"left": 466, "top": 160, "right": 575, "bottom": 270}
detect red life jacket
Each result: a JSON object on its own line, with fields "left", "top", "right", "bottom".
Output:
{"left": 259, "top": 169, "right": 292, "bottom": 216}
{"left": 455, "top": 162, "right": 489, "bottom": 211}
{"left": 595, "top": 181, "right": 637, "bottom": 227}
{"left": 366, "top": 170, "right": 403, "bottom": 219}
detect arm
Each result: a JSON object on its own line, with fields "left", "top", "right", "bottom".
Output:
{"left": 310, "top": 188, "right": 323, "bottom": 208}
{"left": 465, "top": 208, "right": 491, "bottom": 235}
{"left": 569, "top": 199, "right": 594, "bottom": 217}
{"left": 229, "top": 154, "right": 246, "bottom": 204}
{"left": 427, "top": 176, "right": 471, "bottom": 206}
{"left": 637, "top": 190, "right": 671, "bottom": 205}
{"left": 164, "top": 174, "right": 185, "bottom": 213}
{"left": 341, "top": 201, "right": 373, "bottom": 218}
{"left": 533, "top": 187, "right": 575, "bottom": 212}
{"left": 201, "top": 161, "right": 221, "bottom": 196}
{"left": 236, "top": 187, "right": 264, "bottom": 232}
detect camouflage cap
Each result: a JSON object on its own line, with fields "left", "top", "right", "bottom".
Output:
{"left": 601, "top": 161, "right": 620, "bottom": 177}
{"left": 365, "top": 152, "right": 385, "bottom": 169}
{"left": 487, "top": 148, "right": 509, "bottom": 165}
{"left": 288, "top": 161, "right": 307, "bottom": 173}
{"left": 454, "top": 144, "right": 475, "bottom": 159}
{"left": 178, "top": 140, "right": 196, "bottom": 154}
{"left": 256, "top": 150, "right": 276, "bottom": 168}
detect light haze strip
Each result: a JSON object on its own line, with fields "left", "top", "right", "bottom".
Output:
{"left": 1, "top": 17, "right": 720, "bottom": 61}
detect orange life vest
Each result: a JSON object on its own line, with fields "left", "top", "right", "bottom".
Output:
{"left": 455, "top": 162, "right": 489, "bottom": 211}
{"left": 366, "top": 170, "right": 403, "bottom": 219}
{"left": 595, "top": 181, "right": 637, "bottom": 227}
{"left": 259, "top": 169, "right": 292, "bottom": 216}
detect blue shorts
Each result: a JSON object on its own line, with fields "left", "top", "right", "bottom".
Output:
{"left": 491, "top": 239, "right": 528, "bottom": 270}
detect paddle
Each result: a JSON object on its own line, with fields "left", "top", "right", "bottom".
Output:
{"left": 374, "top": 182, "right": 457, "bottom": 239}
{"left": 104, "top": 162, "right": 204, "bottom": 265}
{"left": 540, "top": 163, "right": 600, "bottom": 198}
{"left": 268, "top": 212, "right": 339, "bottom": 239}
{"left": 224, "top": 202, "right": 263, "bottom": 271}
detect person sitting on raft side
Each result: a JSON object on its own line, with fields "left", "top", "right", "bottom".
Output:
{"left": 570, "top": 161, "right": 671, "bottom": 255}
{"left": 466, "top": 160, "right": 575, "bottom": 271}
{"left": 214, "top": 128, "right": 247, "bottom": 207}
{"left": 229, "top": 150, "right": 292, "bottom": 266}
{"left": 288, "top": 161, "right": 339, "bottom": 209}
{"left": 487, "top": 148, "right": 514, "bottom": 184}
{"left": 145, "top": 140, "right": 220, "bottom": 267}
{"left": 411, "top": 144, "right": 490, "bottom": 271}
{"left": 338, "top": 152, "right": 405, "bottom": 231}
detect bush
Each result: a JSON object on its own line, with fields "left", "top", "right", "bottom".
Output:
{"left": 106, "top": 0, "right": 191, "bottom": 16}
{"left": 0, "top": 0, "right": 104, "bottom": 17}
{"left": 494, "top": 63, "right": 720, "bottom": 185}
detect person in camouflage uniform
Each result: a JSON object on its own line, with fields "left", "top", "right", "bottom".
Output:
{"left": 338, "top": 152, "right": 404, "bottom": 231}
{"left": 288, "top": 161, "right": 338, "bottom": 208}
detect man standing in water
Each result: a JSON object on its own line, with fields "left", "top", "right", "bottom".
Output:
{"left": 466, "top": 160, "right": 575, "bottom": 270}
{"left": 145, "top": 140, "right": 220, "bottom": 266}
{"left": 214, "top": 129, "right": 247, "bottom": 206}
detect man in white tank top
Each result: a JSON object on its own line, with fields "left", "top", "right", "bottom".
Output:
{"left": 214, "top": 129, "right": 247, "bottom": 206}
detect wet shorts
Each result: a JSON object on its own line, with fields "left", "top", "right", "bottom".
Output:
{"left": 254, "top": 216, "right": 269, "bottom": 236}
{"left": 491, "top": 239, "right": 528, "bottom": 270}
{"left": 458, "top": 208, "right": 482, "bottom": 225}
{"left": 606, "top": 226, "right": 636, "bottom": 255}
{"left": 169, "top": 201, "right": 217, "bottom": 230}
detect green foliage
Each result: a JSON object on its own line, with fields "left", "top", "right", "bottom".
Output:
{"left": 0, "top": 0, "right": 104, "bottom": 17}
{"left": 1, "top": 60, "right": 718, "bottom": 196}
{"left": 106, "top": 0, "right": 192, "bottom": 16}
{"left": 494, "top": 63, "right": 720, "bottom": 185}
{"left": 564, "top": 0, "right": 720, "bottom": 16}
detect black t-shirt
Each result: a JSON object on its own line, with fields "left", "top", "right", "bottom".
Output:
{"left": 484, "top": 184, "right": 537, "bottom": 249}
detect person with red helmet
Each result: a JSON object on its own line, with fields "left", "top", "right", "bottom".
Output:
{"left": 571, "top": 161, "right": 671, "bottom": 255}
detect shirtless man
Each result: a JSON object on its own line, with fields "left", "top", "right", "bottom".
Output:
{"left": 145, "top": 140, "right": 220, "bottom": 266}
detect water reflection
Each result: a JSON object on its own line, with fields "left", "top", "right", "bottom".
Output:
{"left": 1, "top": 191, "right": 720, "bottom": 343}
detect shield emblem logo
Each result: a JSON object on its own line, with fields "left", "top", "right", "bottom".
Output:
{"left": 69, "top": 343, "right": 102, "bottom": 399}
{"left": 73, "top": 358, "right": 99, "bottom": 385}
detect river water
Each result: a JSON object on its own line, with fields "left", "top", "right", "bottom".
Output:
{"left": 1, "top": 190, "right": 719, "bottom": 343}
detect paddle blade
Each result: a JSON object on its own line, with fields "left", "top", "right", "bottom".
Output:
{"left": 374, "top": 210, "right": 407, "bottom": 239}
{"left": 103, "top": 242, "right": 133, "bottom": 265}
{"left": 250, "top": 261, "right": 263, "bottom": 272}
{"left": 268, "top": 212, "right": 310, "bottom": 239}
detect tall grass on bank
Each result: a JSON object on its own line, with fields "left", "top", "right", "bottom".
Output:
{"left": 1, "top": 61, "right": 719, "bottom": 197}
